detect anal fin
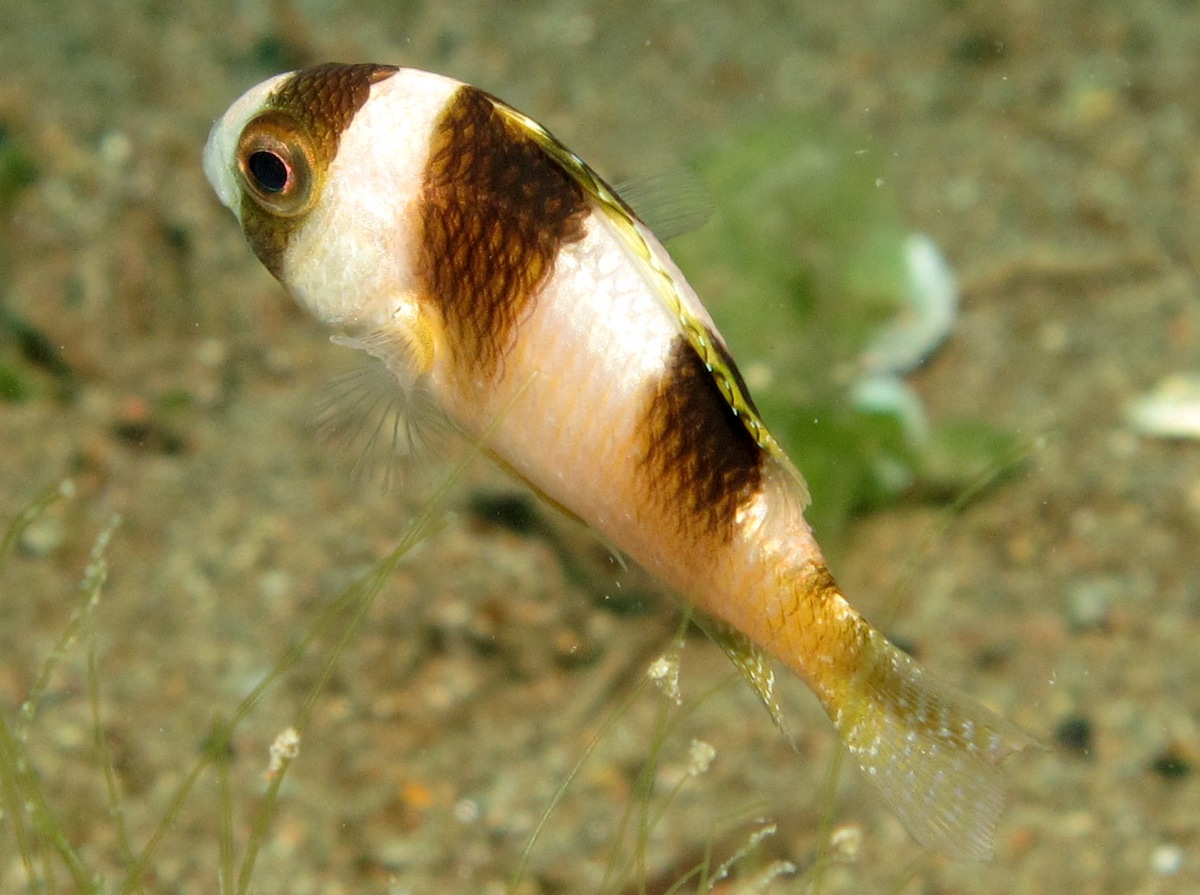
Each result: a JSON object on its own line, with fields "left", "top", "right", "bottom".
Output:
{"left": 697, "top": 614, "right": 790, "bottom": 743}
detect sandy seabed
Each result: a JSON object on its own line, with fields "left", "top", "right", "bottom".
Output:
{"left": 1, "top": 2, "right": 1198, "bottom": 893}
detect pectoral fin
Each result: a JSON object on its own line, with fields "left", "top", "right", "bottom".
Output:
{"left": 319, "top": 295, "right": 446, "bottom": 476}
{"left": 332, "top": 296, "right": 437, "bottom": 387}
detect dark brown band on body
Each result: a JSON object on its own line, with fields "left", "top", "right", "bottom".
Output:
{"left": 417, "top": 86, "right": 588, "bottom": 379}
{"left": 641, "top": 337, "right": 766, "bottom": 545}
{"left": 239, "top": 62, "right": 398, "bottom": 277}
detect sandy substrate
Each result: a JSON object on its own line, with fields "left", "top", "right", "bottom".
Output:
{"left": 2, "top": 2, "right": 1199, "bottom": 893}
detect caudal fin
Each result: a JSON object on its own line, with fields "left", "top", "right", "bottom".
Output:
{"left": 833, "top": 629, "right": 1035, "bottom": 860}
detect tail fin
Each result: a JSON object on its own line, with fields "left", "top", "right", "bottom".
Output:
{"left": 832, "top": 629, "right": 1035, "bottom": 860}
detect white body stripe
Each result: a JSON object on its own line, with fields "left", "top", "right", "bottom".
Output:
{"left": 438, "top": 205, "right": 696, "bottom": 576}
{"left": 287, "top": 70, "right": 460, "bottom": 328}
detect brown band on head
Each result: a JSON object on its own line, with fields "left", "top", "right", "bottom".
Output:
{"left": 641, "top": 337, "right": 766, "bottom": 545}
{"left": 417, "top": 86, "right": 588, "bottom": 380}
{"left": 240, "top": 63, "right": 398, "bottom": 277}
{"left": 267, "top": 63, "right": 397, "bottom": 162}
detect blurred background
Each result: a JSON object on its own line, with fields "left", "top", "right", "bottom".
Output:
{"left": 2, "top": 1, "right": 1198, "bottom": 892}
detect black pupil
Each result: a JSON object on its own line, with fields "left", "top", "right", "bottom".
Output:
{"left": 247, "top": 150, "right": 290, "bottom": 194}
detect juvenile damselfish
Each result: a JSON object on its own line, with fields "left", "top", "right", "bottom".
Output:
{"left": 204, "top": 63, "right": 1031, "bottom": 859}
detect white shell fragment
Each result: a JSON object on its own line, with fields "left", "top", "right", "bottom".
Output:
{"left": 859, "top": 232, "right": 960, "bottom": 379}
{"left": 1127, "top": 372, "right": 1200, "bottom": 440}
{"left": 852, "top": 373, "right": 931, "bottom": 446}
{"left": 853, "top": 232, "right": 959, "bottom": 444}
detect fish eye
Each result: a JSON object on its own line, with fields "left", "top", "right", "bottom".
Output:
{"left": 246, "top": 150, "right": 289, "bottom": 193}
{"left": 235, "top": 111, "right": 318, "bottom": 217}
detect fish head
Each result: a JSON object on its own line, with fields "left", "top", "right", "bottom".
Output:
{"left": 202, "top": 63, "right": 458, "bottom": 331}
{"left": 202, "top": 72, "right": 292, "bottom": 214}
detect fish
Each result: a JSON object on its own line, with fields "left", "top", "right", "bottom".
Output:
{"left": 203, "top": 62, "right": 1033, "bottom": 860}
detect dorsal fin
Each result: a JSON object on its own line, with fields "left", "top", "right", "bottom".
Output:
{"left": 614, "top": 170, "right": 712, "bottom": 242}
